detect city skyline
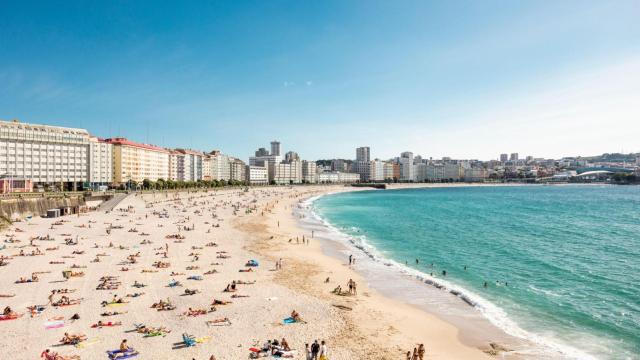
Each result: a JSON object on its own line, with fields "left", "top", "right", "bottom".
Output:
{"left": 1, "top": 1, "right": 639, "bottom": 160}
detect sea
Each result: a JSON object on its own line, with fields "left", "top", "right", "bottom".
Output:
{"left": 303, "top": 185, "right": 639, "bottom": 360}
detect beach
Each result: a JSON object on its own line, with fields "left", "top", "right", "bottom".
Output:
{"left": 0, "top": 185, "right": 520, "bottom": 359}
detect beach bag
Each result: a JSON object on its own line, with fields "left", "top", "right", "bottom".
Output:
{"left": 319, "top": 356, "right": 328, "bottom": 360}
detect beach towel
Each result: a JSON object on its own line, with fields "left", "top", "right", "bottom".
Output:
{"left": 0, "top": 314, "right": 20, "bottom": 321}
{"left": 106, "top": 302, "right": 126, "bottom": 307}
{"left": 283, "top": 317, "right": 295, "bottom": 324}
{"left": 75, "top": 337, "right": 101, "bottom": 349}
{"left": 107, "top": 349, "right": 138, "bottom": 359}
{"left": 44, "top": 320, "right": 64, "bottom": 329}
{"left": 143, "top": 331, "right": 165, "bottom": 337}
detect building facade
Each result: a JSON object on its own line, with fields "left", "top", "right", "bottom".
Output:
{"left": 105, "top": 138, "right": 170, "bottom": 184}
{"left": 229, "top": 157, "right": 246, "bottom": 182}
{"left": 399, "top": 152, "right": 414, "bottom": 181}
{"left": 302, "top": 160, "right": 317, "bottom": 183}
{"left": 175, "top": 149, "right": 203, "bottom": 182}
{"left": 369, "top": 159, "right": 385, "bottom": 182}
{"left": 0, "top": 120, "right": 91, "bottom": 190}
{"left": 318, "top": 171, "right": 360, "bottom": 183}
{"left": 209, "top": 151, "right": 231, "bottom": 181}
{"left": 269, "top": 160, "right": 302, "bottom": 184}
{"left": 89, "top": 136, "right": 113, "bottom": 187}
{"left": 246, "top": 165, "right": 268, "bottom": 185}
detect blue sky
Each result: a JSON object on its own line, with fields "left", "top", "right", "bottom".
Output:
{"left": 1, "top": 1, "right": 639, "bottom": 160}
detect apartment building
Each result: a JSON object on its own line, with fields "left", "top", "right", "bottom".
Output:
{"left": 105, "top": 137, "right": 170, "bottom": 183}
{"left": 369, "top": 159, "right": 385, "bottom": 182}
{"left": 269, "top": 160, "right": 302, "bottom": 184}
{"left": 209, "top": 151, "right": 231, "bottom": 181}
{"left": 318, "top": 171, "right": 360, "bottom": 183}
{"left": 229, "top": 157, "right": 246, "bottom": 182}
{"left": 89, "top": 136, "right": 113, "bottom": 187}
{"left": 302, "top": 160, "right": 317, "bottom": 183}
{"left": 0, "top": 120, "right": 90, "bottom": 190}
{"left": 245, "top": 165, "right": 268, "bottom": 185}
{"left": 175, "top": 149, "right": 203, "bottom": 181}
{"left": 399, "top": 152, "right": 414, "bottom": 181}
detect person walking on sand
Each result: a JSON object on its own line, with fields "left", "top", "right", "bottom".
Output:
{"left": 311, "top": 340, "right": 320, "bottom": 360}
{"left": 319, "top": 340, "right": 328, "bottom": 360}
{"left": 305, "top": 343, "right": 312, "bottom": 360}
{"left": 418, "top": 343, "right": 425, "bottom": 360}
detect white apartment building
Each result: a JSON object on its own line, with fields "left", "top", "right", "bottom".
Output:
{"left": 369, "top": 159, "right": 385, "bottom": 182}
{"left": 89, "top": 136, "right": 113, "bottom": 187}
{"left": 0, "top": 120, "right": 90, "bottom": 190}
{"left": 209, "top": 151, "right": 231, "bottom": 181}
{"left": 318, "top": 171, "right": 360, "bottom": 183}
{"left": 105, "top": 138, "right": 170, "bottom": 183}
{"left": 175, "top": 149, "right": 203, "bottom": 182}
{"left": 168, "top": 151, "right": 179, "bottom": 181}
{"left": 426, "top": 163, "right": 464, "bottom": 181}
{"left": 245, "top": 165, "right": 268, "bottom": 185}
{"left": 249, "top": 154, "right": 281, "bottom": 168}
{"left": 399, "top": 152, "right": 414, "bottom": 181}
{"left": 229, "top": 157, "right": 246, "bottom": 182}
{"left": 269, "top": 160, "right": 302, "bottom": 184}
{"left": 302, "top": 160, "right": 317, "bottom": 183}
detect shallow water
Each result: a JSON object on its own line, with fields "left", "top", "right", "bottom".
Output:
{"left": 312, "top": 185, "right": 640, "bottom": 360}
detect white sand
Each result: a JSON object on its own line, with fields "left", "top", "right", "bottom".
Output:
{"left": 0, "top": 186, "right": 498, "bottom": 359}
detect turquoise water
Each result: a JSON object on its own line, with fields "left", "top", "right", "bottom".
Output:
{"left": 314, "top": 185, "right": 640, "bottom": 359}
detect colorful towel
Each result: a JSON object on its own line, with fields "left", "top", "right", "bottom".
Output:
{"left": 45, "top": 320, "right": 64, "bottom": 329}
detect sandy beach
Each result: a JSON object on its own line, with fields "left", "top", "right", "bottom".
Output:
{"left": 0, "top": 185, "right": 517, "bottom": 359}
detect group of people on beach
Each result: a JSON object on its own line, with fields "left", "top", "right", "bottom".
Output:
{"left": 305, "top": 339, "right": 329, "bottom": 360}
{"left": 406, "top": 343, "right": 426, "bottom": 360}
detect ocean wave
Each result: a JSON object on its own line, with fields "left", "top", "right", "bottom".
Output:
{"left": 301, "top": 193, "right": 601, "bottom": 360}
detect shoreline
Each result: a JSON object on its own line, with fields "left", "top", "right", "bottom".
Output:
{"left": 251, "top": 182, "right": 603, "bottom": 359}
{"left": 297, "top": 185, "right": 595, "bottom": 359}
{"left": 234, "top": 184, "right": 515, "bottom": 359}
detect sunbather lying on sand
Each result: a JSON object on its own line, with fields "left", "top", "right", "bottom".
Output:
{"left": 3, "top": 306, "right": 16, "bottom": 316}
{"left": 59, "top": 332, "right": 87, "bottom": 345}
{"left": 205, "top": 317, "right": 231, "bottom": 326}
{"left": 184, "top": 307, "right": 209, "bottom": 317}
{"left": 184, "top": 289, "right": 199, "bottom": 296}
{"left": 151, "top": 300, "right": 175, "bottom": 311}
{"left": 41, "top": 349, "right": 80, "bottom": 360}
{"left": 101, "top": 311, "right": 128, "bottom": 317}
{"left": 92, "top": 320, "right": 122, "bottom": 328}
{"left": 210, "top": 299, "right": 232, "bottom": 306}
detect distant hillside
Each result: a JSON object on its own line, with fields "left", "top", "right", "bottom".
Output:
{"left": 580, "top": 153, "right": 639, "bottom": 163}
